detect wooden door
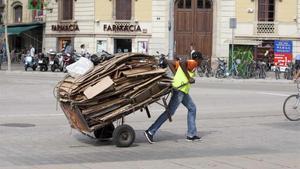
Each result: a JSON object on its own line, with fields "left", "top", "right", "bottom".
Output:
{"left": 175, "top": 0, "right": 213, "bottom": 58}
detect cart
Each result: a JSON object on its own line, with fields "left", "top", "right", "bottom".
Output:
{"left": 57, "top": 53, "right": 173, "bottom": 147}
{"left": 59, "top": 84, "right": 172, "bottom": 147}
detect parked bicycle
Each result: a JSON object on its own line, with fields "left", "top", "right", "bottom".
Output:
{"left": 197, "top": 57, "right": 213, "bottom": 77}
{"left": 283, "top": 81, "right": 300, "bottom": 121}
{"left": 215, "top": 58, "right": 228, "bottom": 78}
{"left": 255, "top": 61, "right": 267, "bottom": 79}
{"left": 274, "top": 63, "right": 281, "bottom": 80}
{"left": 229, "top": 59, "right": 240, "bottom": 79}
{"left": 284, "top": 62, "right": 295, "bottom": 80}
{"left": 244, "top": 60, "right": 256, "bottom": 79}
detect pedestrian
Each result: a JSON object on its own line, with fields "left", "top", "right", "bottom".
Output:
{"left": 29, "top": 44, "right": 35, "bottom": 57}
{"left": 64, "top": 41, "right": 73, "bottom": 54}
{"left": 80, "top": 44, "right": 88, "bottom": 57}
{"left": 144, "top": 51, "right": 203, "bottom": 143}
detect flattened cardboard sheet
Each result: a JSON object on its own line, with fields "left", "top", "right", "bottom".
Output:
{"left": 83, "top": 76, "right": 114, "bottom": 99}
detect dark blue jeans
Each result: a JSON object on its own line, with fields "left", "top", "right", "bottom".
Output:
{"left": 147, "top": 89, "right": 197, "bottom": 137}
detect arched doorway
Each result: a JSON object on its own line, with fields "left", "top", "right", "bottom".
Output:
{"left": 174, "top": 0, "right": 213, "bottom": 58}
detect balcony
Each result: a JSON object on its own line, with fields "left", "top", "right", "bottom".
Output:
{"left": 254, "top": 21, "right": 278, "bottom": 36}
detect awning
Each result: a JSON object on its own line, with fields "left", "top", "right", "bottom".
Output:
{"left": 0, "top": 23, "right": 43, "bottom": 35}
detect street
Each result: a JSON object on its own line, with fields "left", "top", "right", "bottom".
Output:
{"left": 0, "top": 71, "right": 299, "bottom": 169}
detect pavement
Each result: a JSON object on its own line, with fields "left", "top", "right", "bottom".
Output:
{"left": 0, "top": 63, "right": 299, "bottom": 169}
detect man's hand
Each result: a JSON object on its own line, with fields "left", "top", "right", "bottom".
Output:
{"left": 189, "top": 77, "right": 195, "bottom": 84}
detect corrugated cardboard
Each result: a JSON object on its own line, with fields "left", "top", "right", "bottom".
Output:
{"left": 83, "top": 76, "right": 114, "bottom": 99}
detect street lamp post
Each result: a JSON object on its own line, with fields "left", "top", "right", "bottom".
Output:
{"left": 4, "top": 0, "right": 11, "bottom": 71}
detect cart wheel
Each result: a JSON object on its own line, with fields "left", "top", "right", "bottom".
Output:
{"left": 94, "top": 123, "right": 115, "bottom": 139}
{"left": 113, "top": 124, "right": 135, "bottom": 147}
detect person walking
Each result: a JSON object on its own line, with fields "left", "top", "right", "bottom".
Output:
{"left": 29, "top": 44, "right": 35, "bottom": 57}
{"left": 80, "top": 44, "right": 88, "bottom": 57}
{"left": 144, "top": 51, "right": 203, "bottom": 143}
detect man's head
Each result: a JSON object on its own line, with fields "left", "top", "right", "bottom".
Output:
{"left": 191, "top": 51, "right": 203, "bottom": 65}
{"left": 80, "top": 44, "right": 85, "bottom": 49}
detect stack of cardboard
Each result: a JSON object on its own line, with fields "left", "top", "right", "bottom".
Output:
{"left": 56, "top": 53, "right": 172, "bottom": 129}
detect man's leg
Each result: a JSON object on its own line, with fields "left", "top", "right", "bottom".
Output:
{"left": 182, "top": 94, "right": 197, "bottom": 138}
{"left": 147, "top": 90, "right": 184, "bottom": 136}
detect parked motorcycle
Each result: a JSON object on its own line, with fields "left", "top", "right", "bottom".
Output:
{"left": 49, "top": 52, "right": 64, "bottom": 72}
{"left": 38, "top": 53, "right": 49, "bottom": 71}
{"left": 63, "top": 53, "right": 75, "bottom": 72}
{"left": 215, "top": 58, "right": 228, "bottom": 78}
{"left": 73, "top": 52, "right": 83, "bottom": 62}
{"left": 24, "top": 54, "right": 38, "bottom": 71}
{"left": 90, "top": 50, "right": 113, "bottom": 66}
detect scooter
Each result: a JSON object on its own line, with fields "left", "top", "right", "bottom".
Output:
{"left": 24, "top": 54, "right": 38, "bottom": 71}
{"left": 63, "top": 53, "right": 75, "bottom": 72}
{"left": 49, "top": 52, "right": 64, "bottom": 72}
{"left": 38, "top": 53, "right": 49, "bottom": 72}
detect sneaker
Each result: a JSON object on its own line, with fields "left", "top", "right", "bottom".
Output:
{"left": 144, "top": 130, "right": 155, "bottom": 144}
{"left": 186, "top": 136, "right": 202, "bottom": 141}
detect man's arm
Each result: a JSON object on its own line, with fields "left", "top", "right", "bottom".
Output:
{"left": 179, "top": 60, "right": 194, "bottom": 83}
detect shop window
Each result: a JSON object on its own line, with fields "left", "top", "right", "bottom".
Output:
{"left": 258, "top": 0, "right": 275, "bottom": 21}
{"left": 116, "top": 0, "right": 131, "bottom": 20}
{"left": 61, "top": 0, "right": 73, "bottom": 20}
{"left": 114, "top": 39, "right": 132, "bottom": 53}
{"left": 97, "top": 40, "right": 107, "bottom": 53}
{"left": 137, "top": 41, "right": 148, "bottom": 54}
{"left": 14, "top": 5, "right": 22, "bottom": 23}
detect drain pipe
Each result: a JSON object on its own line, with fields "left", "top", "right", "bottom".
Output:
{"left": 168, "top": 0, "right": 174, "bottom": 60}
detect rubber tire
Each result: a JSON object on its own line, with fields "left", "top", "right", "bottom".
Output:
{"left": 112, "top": 124, "right": 135, "bottom": 147}
{"left": 94, "top": 123, "right": 115, "bottom": 139}
{"left": 283, "top": 95, "right": 300, "bottom": 121}
{"left": 51, "top": 65, "right": 56, "bottom": 72}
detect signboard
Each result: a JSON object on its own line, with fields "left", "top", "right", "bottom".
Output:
{"left": 274, "top": 40, "right": 293, "bottom": 67}
{"left": 51, "top": 24, "right": 80, "bottom": 32}
{"left": 229, "top": 18, "right": 237, "bottom": 29}
{"left": 274, "top": 40, "right": 292, "bottom": 53}
{"left": 103, "top": 24, "right": 142, "bottom": 32}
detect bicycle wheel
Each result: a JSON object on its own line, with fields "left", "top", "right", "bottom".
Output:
{"left": 283, "top": 94, "right": 300, "bottom": 121}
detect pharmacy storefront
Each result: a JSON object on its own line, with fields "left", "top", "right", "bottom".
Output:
{"left": 95, "top": 21, "right": 152, "bottom": 54}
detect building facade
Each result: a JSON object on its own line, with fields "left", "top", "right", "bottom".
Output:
{"left": 44, "top": 0, "right": 235, "bottom": 63}
{"left": 44, "top": 0, "right": 168, "bottom": 55}
{"left": 235, "top": 0, "right": 300, "bottom": 66}
{"left": 0, "top": 0, "right": 45, "bottom": 53}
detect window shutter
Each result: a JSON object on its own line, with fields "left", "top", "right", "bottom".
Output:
{"left": 63, "top": 0, "right": 73, "bottom": 20}
{"left": 116, "top": 0, "right": 131, "bottom": 20}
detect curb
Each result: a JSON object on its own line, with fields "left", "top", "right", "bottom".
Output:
{"left": 196, "top": 77, "right": 294, "bottom": 84}
{"left": 0, "top": 70, "right": 66, "bottom": 78}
